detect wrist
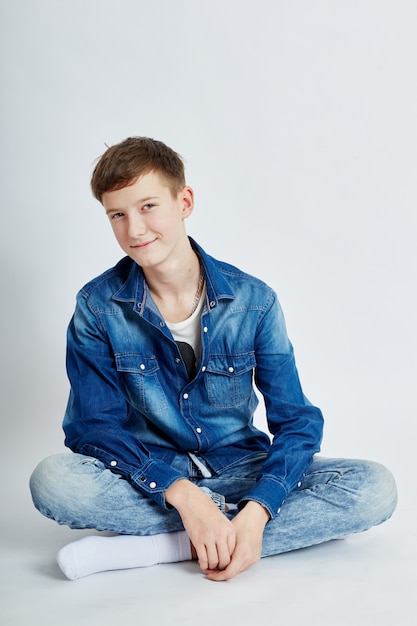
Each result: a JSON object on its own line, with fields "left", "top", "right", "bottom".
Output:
{"left": 240, "top": 500, "right": 271, "bottom": 526}
{"left": 165, "top": 478, "right": 196, "bottom": 509}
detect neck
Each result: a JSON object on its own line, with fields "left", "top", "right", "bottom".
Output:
{"left": 145, "top": 248, "right": 203, "bottom": 323}
{"left": 144, "top": 245, "right": 200, "bottom": 298}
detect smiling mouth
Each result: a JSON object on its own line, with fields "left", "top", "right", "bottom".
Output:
{"left": 131, "top": 239, "right": 157, "bottom": 249}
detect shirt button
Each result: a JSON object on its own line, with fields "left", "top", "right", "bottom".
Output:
{"left": 201, "top": 366, "right": 206, "bottom": 372}
{"left": 149, "top": 482, "right": 157, "bottom": 489}
{"left": 140, "top": 364, "right": 145, "bottom": 370}
{"left": 228, "top": 366, "right": 234, "bottom": 373}
{"left": 277, "top": 507, "right": 281, "bottom": 514}
{"left": 203, "top": 326, "right": 208, "bottom": 333}
{"left": 175, "top": 358, "right": 181, "bottom": 363}
{"left": 297, "top": 481, "right": 302, "bottom": 488}
{"left": 183, "top": 393, "right": 189, "bottom": 399}
{"left": 209, "top": 301, "right": 216, "bottom": 308}
{"left": 160, "top": 321, "right": 165, "bottom": 327}
{"left": 140, "top": 475, "right": 147, "bottom": 482}
{"left": 110, "top": 460, "right": 117, "bottom": 467}
{"left": 196, "top": 427, "right": 202, "bottom": 434}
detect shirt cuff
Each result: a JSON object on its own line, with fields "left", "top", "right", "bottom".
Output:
{"left": 130, "top": 459, "right": 186, "bottom": 509}
{"left": 238, "top": 475, "right": 288, "bottom": 520}
{"left": 81, "top": 444, "right": 186, "bottom": 509}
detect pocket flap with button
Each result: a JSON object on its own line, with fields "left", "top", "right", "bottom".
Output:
{"left": 205, "top": 352, "right": 256, "bottom": 376}
{"left": 115, "top": 354, "right": 160, "bottom": 374}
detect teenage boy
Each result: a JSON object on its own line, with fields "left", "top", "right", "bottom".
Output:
{"left": 30, "top": 137, "right": 397, "bottom": 581}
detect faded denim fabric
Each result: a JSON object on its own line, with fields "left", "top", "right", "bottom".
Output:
{"left": 61, "top": 238, "right": 325, "bottom": 518}
{"left": 30, "top": 452, "right": 397, "bottom": 552}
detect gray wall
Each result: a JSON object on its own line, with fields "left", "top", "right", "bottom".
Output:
{"left": 1, "top": 1, "right": 416, "bottom": 490}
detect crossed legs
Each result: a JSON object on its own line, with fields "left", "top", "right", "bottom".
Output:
{"left": 29, "top": 453, "right": 397, "bottom": 579}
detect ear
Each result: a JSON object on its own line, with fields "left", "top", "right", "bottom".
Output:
{"left": 179, "top": 186, "right": 194, "bottom": 219}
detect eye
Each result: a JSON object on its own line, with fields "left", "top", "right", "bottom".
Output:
{"left": 109, "top": 212, "right": 124, "bottom": 220}
{"left": 142, "top": 203, "right": 155, "bottom": 211}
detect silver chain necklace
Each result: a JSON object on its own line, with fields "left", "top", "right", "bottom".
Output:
{"left": 190, "top": 266, "right": 204, "bottom": 316}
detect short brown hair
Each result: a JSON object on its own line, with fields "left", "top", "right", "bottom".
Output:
{"left": 91, "top": 137, "right": 186, "bottom": 202}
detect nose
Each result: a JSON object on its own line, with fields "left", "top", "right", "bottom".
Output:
{"left": 127, "top": 211, "right": 147, "bottom": 238}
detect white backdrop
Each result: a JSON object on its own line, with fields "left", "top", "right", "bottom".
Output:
{"left": 1, "top": 1, "right": 416, "bottom": 500}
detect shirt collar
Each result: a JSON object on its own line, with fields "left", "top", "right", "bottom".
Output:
{"left": 111, "top": 237, "right": 235, "bottom": 311}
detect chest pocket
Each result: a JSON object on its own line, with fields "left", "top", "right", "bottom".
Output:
{"left": 115, "top": 354, "right": 168, "bottom": 414}
{"left": 204, "top": 352, "right": 256, "bottom": 408}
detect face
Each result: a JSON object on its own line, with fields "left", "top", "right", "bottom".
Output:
{"left": 102, "top": 171, "right": 194, "bottom": 271}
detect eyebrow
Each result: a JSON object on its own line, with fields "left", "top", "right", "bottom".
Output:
{"left": 105, "top": 196, "right": 159, "bottom": 214}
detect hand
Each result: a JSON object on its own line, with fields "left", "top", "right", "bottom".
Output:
{"left": 165, "top": 479, "right": 236, "bottom": 571}
{"left": 205, "top": 500, "right": 270, "bottom": 581}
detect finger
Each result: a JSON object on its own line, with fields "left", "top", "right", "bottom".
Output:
{"left": 206, "top": 561, "right": 239, "bottom": 581}
{"left": 195, "top": 544, "right": 209, "bottom": 572}
{"left": 205, "top": 540, "right": 223, "bottom": 571}
{"left": 227, "top": 531, "right": 237, "bottom": 558}
{"left": 215, "top": 541, "right": 232, "bottom": 571}
{"left": 207, "top": 548, "right": 251, "bottom": 581}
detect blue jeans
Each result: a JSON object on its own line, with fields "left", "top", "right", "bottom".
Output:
{"left": 29, "top": 453, "right": 397, "bottom": 557}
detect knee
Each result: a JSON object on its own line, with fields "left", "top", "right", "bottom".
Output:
{"left": 29, "top": 453, "right": 72, "bottom": 516}
{"left": 360, "top": 460, "right": 398, "bottom": 527}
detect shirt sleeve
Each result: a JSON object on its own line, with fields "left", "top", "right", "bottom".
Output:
{"left": 238, "top": 290, "right": 324, "bottom": 518}
{"left": 63, "top": 290, "right": 186, "bottom": 509}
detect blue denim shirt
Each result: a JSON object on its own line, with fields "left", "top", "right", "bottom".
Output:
{"left": 63, "top": 239, "right": 323, "bottom": 518}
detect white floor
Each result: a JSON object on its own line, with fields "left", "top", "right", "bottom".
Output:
{"left": 1, "top": 460, "right": 415, "bottom": 626}
{"left": 2, "top": 1, "right": 417, "bottom": 623}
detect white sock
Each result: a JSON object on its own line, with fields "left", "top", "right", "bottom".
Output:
{"left": 57, "top": 531, "right": 192, "bottom": 580}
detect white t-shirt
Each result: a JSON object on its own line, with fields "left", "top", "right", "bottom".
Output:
{"left": 166, "top": 287, "right": 205, "bottom": 379}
